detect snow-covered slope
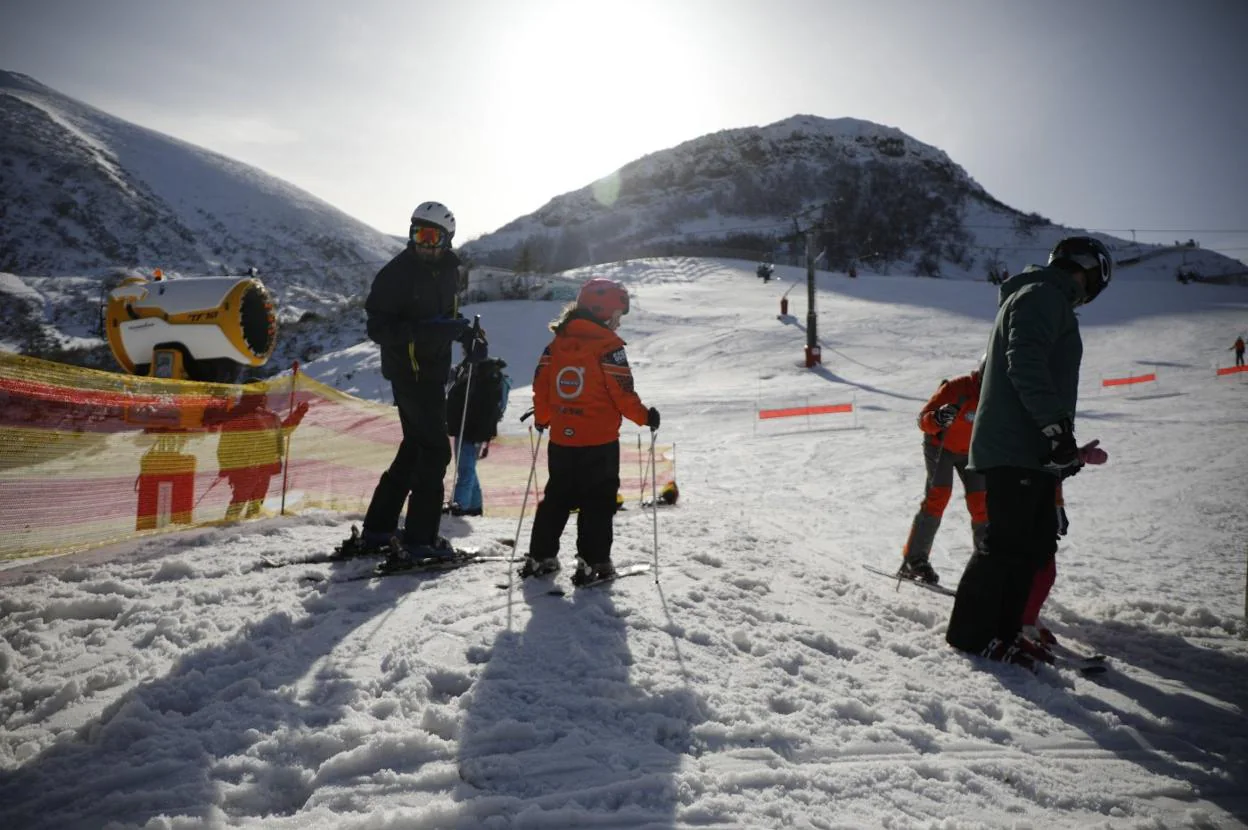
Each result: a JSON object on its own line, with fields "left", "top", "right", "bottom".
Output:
{"left": 0, "top": 70, "right": 401, "bottom": 292}
{"left": 463, "top": 114, "right": 1244, "bottom": 284}
{"left": 2, "top": 258, "right": 1245, "bottom": 829}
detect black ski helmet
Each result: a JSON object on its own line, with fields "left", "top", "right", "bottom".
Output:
{"left": 1048, "top": 236, "right": 1113, "bottom": 304}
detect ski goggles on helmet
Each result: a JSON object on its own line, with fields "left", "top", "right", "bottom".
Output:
{"left": 1067, "top": 251, "right": 1112, "bottom": 304}
{"left": 1067, "top": 251, "right": 1111, "bottom": 285}
{"left": 410, "top": 224, "right": 447, "bottom": 248}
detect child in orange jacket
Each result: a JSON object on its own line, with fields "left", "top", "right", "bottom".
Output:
{"left": 899, "top": 364, "right": 987, "bottom": 585}
{"left": 521, "top": 278, "right": 660, "bottom": 586}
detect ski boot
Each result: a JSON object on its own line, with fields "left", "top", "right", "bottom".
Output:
{"left": 332, "top": 525, "right": 392, "bottom": 560}
{"left": 1022, "top": 624, "right": 1057, "bottom": 647}
{"left": 571, "top": 557, "right": 617, "bottom": 587}
{"left": 517, "top": 555, "right": 561, "bottom": 579}
{"left": 448, "top": 503, "right": 483, "bottom": 517}
{"left": 378, "top": 536, "right": 459, "bottom": 573}
{"left": 980, "top": 635, "right": 1043, "bottom": 672}
{"left": 897, "top": 558, "right": 940, "bottom": 585}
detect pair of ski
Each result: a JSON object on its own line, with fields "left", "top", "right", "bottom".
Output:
{"left": 258, "top": 527, "right": 516, "bottom": 582}
{"left": 496, "top": 562, "right": 653, "bottom": 596}
{"left": 862, "top": 563, "right": 1108, "bottom": 676}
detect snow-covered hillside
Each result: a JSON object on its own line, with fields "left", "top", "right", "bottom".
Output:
{"left": 0, "top": 70, "right": 401, "bottom": 295}
{"left": 462, "top": 115, "right": 1245, "bottom": 284}
{"left": 2, "top": 258, "right": 1245, "bottom": 829}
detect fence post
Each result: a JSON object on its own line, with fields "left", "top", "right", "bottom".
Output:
{"left": 280, "top": 360, "right": 300, "bottom": 516}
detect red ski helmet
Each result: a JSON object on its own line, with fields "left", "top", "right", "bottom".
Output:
{"left": 576, "top": 278, "right": 630, "bottom": 322}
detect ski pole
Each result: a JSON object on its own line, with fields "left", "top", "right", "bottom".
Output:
{"left": 637, "top": 433, "right": 643, "bottom": 505}
{"left": 521, "top": 407, "right": 543, "bottom": 505}
{"left": 640, "top": 433, "right": 653, "bottom": 506}
{"left": 649, "top": 428, "right": 660, "bottom": 583}
{"left": 448, "top": 316, "right": 482, "bottom": 503}
{"left": 194, "top": 475, "right": 223, "bottom": 510}
{"left": 506, "top": 425, "right": 544, "bottom": 629}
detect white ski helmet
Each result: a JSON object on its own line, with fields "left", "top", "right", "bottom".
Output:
{"left": 410, "top": 201, "right": 456, "bottom": 240}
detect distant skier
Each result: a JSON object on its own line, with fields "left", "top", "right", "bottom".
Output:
{"left": 898, "top": 362, "right": 987, "bottom": 585}
{"left": 1232, "top": 336, "right": 1245, "bottom": 367}
{"left": 946, "top": 236, "right": 1113, "bottom": 669}
{"left": 446, "top": 356, "right": 512, "bottom": 516}
{"left": 520, "top": 278, "right": 660, "bottom": 587}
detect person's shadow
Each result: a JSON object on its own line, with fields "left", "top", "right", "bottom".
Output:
{"left": 1005, "top": 614, "right": 1248, "bottom": 822}
{"left": 0, "top": 562, "right": 434, "bottom": 830}
{"left": 454, "top": 578, "right": 704, "bottom": 826}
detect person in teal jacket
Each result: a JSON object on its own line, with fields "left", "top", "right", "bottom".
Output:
{"left": 945, "top": 236, "right": 1113, "bottom": 669}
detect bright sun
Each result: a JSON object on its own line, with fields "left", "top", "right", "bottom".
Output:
{"left": 486, "top": 0, "right": 704, "bottom": 197}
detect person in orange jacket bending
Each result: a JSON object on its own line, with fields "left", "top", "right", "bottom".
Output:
{"left": 898, "top": 363, "right": 987, "bottom": 585}
{"left": 520, "top": 278, "right": 660, "bottom": 587}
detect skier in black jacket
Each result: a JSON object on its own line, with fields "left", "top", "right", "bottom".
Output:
{"left": 350, "top": 201, "right": 488, "bottom": 568}
{"left": 946, "top": 236, "right": 1112, "bottom": 669}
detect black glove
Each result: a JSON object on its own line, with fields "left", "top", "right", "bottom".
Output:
{"left": 1041, "top": 419, "right": 1079, "bottom": 471}
{"left": 411, "top": 317, "right": 471, "bottom": 346}
{"left": 646, "top": 407, "right": 661, "bottom": 431}
{"left": 1056, "top": 505, "right": 1069, "bottom": 537}
{"left": 443, "top": 317, "right": 474, "bottom": 340}
{"left": 461, "top": 334, "right": 488, "bottom": 364}
{"left": 535, "top": 423, "right": 547, "bottom": 433}
{"left": 933, "top": 404, "right": 958, "bottom": 429}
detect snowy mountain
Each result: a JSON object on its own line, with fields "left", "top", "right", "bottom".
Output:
{"left": 3, "top": 72, "right": 1243, "bottom": 377}
{"left": 0, "top": 70, "right": 401, "bottom": 284}
{"left": 3, "top": 258, "right": 1245, "bottom": 828}
{"left": 0, "top": 70, "right": 402, "bottom": 369}
{"left": 462, "top": 114, "right": 1245, "bottom": 283}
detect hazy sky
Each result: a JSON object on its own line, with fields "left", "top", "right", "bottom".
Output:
{"left": 4, "top": 0, "right": 1247, "bottom": 263}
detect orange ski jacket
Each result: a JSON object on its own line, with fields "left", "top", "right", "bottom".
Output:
{"left": 533, "top": 316, "right": 650, "bottom": 447}
{"left": 918, "top": 372, "right": 980, "bottom": 455}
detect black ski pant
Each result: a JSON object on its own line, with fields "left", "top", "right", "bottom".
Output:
{"left": 528, "top": 440, "right": 620, "bottom": 567}
{"left": 363, "top": 379, "right": 452, "bottom": 547}
{"left": 945, "top": 467, "right": 1058, "bottom": 655}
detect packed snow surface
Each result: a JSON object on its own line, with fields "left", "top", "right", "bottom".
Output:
{"left": 2, "top": 258, "right": 1245, "bottom": 829}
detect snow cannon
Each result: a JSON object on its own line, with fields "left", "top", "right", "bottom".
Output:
{"left": 106, "top": 274, "right": 277, "bottom": 382}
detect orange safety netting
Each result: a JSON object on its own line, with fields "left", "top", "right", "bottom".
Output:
{"left": 0, "top": 353, "right": 673, "bottom": 561}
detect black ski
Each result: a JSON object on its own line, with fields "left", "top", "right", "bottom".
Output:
{"left": 258, "top": 550, "right": 375, "bottom": 570}
{"left": 1047, "top": 640, "right": 1108, "bottom": 665}
{"left": 258, "top": 524, "right": 381, "bottom": 569}
{"left": 547, "top": 563, "right": 653, "bottom": 595}
{"left": 861, "top": 564, "right": 957, "bottom": 597}
{"left": 330, "top": 552, "right": 515, "bottom": 583}
{"left": 495, "top": 567, "right": 561, "bottom": 591}
{"left": 496, "top": 562, "right": 653, "bottom": 593}
{"left": 260, "top": 526, "right": 515, "bottom": 572}
{"left": 1047, "top": 653, "right": 1109, "bottom": 677}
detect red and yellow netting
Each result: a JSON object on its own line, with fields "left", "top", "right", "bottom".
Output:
{"left": 0, "top": 353, "right": 673, "bottom": 561}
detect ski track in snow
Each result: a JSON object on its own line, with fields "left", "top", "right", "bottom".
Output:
{"left": 1, "top": 259, "right": 1247, "bottom": 829}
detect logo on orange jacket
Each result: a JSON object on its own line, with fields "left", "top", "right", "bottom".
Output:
{"left": 556, "top": 366, "right": 585, "bottom": 400}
